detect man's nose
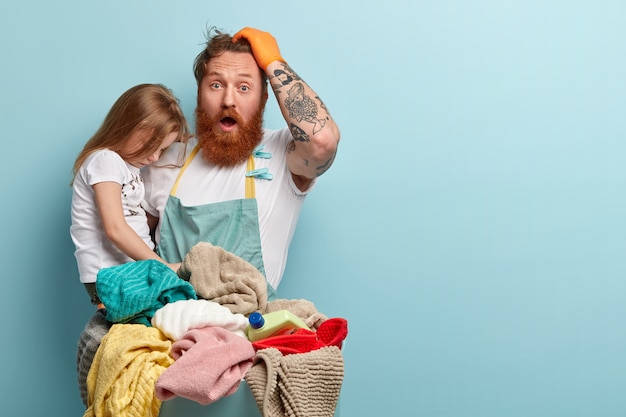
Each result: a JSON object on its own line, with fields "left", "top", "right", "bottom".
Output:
{"left": 222, "top": 87, "right": 236, "bottom": 108}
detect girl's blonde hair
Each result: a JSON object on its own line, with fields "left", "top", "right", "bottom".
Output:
{"left": 71, "top": 83, "right": 189, "bottom": 184}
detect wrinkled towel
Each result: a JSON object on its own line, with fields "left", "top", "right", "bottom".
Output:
{"left": 97, "top": 259, "right": 197, "bottom": 325}
{"left": 245, "top": 346, "right": 344, "bottom": 417}
{"left": 84, "top": 324, "right": 173, "bottom": 417}
{"left": 177, "top": 242, "right": 267, "bottom": 315}
{"left": 252, "top": 318, "right": 348, "bottom": 355}
{"left": 155, "top": 326, "right": 255, "bottom": 405}
{"left": 265, "top": 299, "right": 328, "bottom": 331}
{"left": 77, "top": 309, "right": 112, "bottom": 406}
{"left": 151, "top": 299, "right": 249, "bottom": 340}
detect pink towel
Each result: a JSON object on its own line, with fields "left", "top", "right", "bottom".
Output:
{"left": 155, "top": 326, "right": 255, "bottom": 405}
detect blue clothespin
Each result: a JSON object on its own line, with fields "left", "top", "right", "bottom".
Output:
{"left": 253, "top": 144, "right": 272, "bottom": 159}
{"left": 246, "top": 167, "right": 273, "bottom": 180}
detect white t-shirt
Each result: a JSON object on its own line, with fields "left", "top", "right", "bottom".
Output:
{"left": 70, "top": 149, "right": 154, "bottom": 283}
{"left": 142, "top": 128, "right": 312, "bottom": 290}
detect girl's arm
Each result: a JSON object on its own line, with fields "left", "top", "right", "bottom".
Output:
{"left": 93, "top": 181, "right": 180, "bottom": 271}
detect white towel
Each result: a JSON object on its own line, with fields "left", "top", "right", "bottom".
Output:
{"left": 152, "top": 299, "right": 248, "bottom": 340}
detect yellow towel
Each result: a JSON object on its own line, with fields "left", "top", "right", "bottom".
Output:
{"left": 84, "top": 324, "right": 174, "bottom": 417}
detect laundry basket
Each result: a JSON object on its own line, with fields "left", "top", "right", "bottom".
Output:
{"left": 159, "top": 381, "right": 261, "bottom": 416}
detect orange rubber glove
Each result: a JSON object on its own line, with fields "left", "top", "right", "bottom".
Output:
{"left": 232, "top": 27, "right": 285, "bottom": 71}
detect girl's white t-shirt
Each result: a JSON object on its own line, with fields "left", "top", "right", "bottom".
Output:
{"left": 70, "top": 149, "right": 154, "bottom": 283}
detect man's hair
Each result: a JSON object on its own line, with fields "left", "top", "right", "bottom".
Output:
{"left": 193, "top": 26, "right": 268, "bottom": 90}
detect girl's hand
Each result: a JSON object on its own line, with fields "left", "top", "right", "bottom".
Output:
{"left": 167, "top": 262, "right": 181, "bottom": 273}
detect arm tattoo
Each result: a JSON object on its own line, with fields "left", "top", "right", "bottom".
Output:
{"left": 270, "top": 63, "right": 301, "bottom": 91}
{"left": 316, "top": 95, "right": 328, "bottom": 113}
{"left": 316, "top": 148, "right": 337, "bottom": 177}
{"left": 289, "top": 123, "right": 310, "bottom": 143}
{"left": 285, "top": 82, "right": 327, "bottom": 134}
{"left": 271, "top": 63, "right": 330, "bottom": 133}
{"left": 287, "top": 142, "right": 337, "bottom": 177}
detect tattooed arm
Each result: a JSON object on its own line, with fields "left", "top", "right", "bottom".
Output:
{"left": 267, "top": 61, "right": 341, "bottom": 191}
{"left": 232, "top": 27, "right": 340, "bottom": 191}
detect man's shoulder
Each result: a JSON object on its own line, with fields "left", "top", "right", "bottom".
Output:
{"left": 263, "top": 127, "right": 291, "bottom": 141}
{"left": 261, "top": 127, "right": 292, "bottom": 149}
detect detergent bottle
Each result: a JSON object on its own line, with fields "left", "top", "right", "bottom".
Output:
{"left": 246, "top": 310, "right": 310, "bottom": 342}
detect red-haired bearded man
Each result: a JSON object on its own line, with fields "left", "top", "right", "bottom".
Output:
{"left": 143, "top": 27, "right": 341, "bottom": 300}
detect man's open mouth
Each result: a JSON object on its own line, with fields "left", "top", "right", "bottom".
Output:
{"left": 221, "top": 117, "right": 237, "bottom": 127}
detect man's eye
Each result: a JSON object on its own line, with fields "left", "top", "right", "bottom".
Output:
{"left": 210, "top": 83, "right": 221, "bottom": 89}
{"left": 241, "top": 85, "right": 249, "bottom": 92}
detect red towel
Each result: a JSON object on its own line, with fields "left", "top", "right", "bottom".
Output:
{"left": 252, "top": 318, "right": 348, "bottom": 355}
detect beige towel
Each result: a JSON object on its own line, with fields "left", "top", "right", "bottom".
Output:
{"left": 177, "top": 242, "right": 268, "bottom": 315}
{"left": 265, "top": 299, "right": 328, "bottom": 331}
{"left": 83, "top": 324, "right": 173, "bottom": 417}
{"left": 245, "top": 346, "right": 344, "bottom": 417}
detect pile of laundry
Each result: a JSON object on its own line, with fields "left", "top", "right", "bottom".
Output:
{"left": 77, "top": 242, "right": 348, "bottom": 417}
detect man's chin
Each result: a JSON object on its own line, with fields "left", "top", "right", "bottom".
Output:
{"left": 199, "top": 138, "right": 259, "bottom": 167}
{"left": 204, "top": 153, "right": 249, "bottom": 167}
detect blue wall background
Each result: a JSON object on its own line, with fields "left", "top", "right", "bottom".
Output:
{"left": 1, "top": 1, "right": 625, "bottom": 416}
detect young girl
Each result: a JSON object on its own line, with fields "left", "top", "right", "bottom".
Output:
{"left": 70, "top": 83, "right": 189, "bottom": 306}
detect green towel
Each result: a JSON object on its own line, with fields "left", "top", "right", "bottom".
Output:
{"left": 97, "top": 260, "right": 197, "bottom": 325}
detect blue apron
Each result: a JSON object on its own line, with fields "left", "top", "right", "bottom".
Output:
{"left": 157, "top": 144, "right": 277, "bottom": 300}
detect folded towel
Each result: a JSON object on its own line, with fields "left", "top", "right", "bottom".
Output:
{"left": 245, "top": 346, "right": 344, "bottom": 417}
{"left": 177, "top": 242, "right": 268, "bottom": 315}
{"left": 151, "top": 299, "right": 249, "bottom": 340}
{"left": 155, "top": 326, "right": 255, "bottom": 405}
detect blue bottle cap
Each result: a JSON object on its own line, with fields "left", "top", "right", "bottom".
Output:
{"left": 248, "top": 312, "right": 265, "bottom": 329}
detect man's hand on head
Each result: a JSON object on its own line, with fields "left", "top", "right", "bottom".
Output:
{"left": 232, "top": 27, "right": 285, "bottom": 71}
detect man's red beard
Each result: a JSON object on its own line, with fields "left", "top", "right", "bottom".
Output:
{"left": 195, "top": 104, "right": 265, "bottom": 166}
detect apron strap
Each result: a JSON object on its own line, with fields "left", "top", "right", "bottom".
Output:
{"left": 170, "top": 143, "right": 256, "bottom": 199}
{"left": 245, "top": 156, "right": 256, "bottom": 199}
{"left": 170, "top": 144, "right": 201, "bottom": 197}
